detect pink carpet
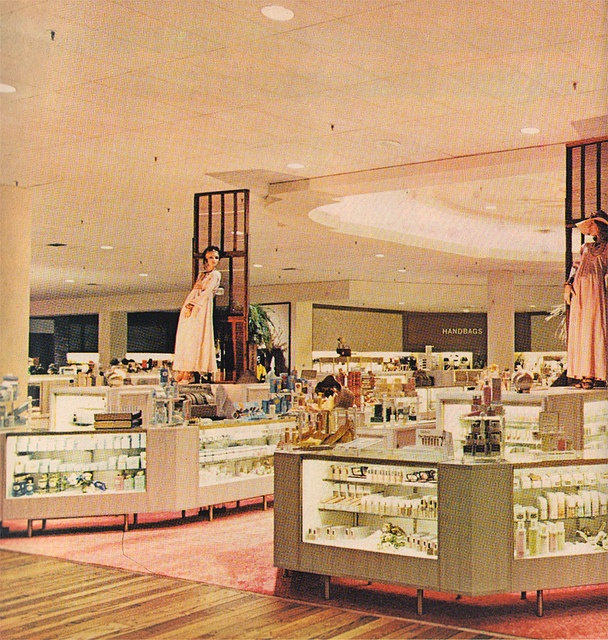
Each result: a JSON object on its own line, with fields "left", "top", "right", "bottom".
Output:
{"left": 1, "top": 502, "right": 606, "bottom": 640}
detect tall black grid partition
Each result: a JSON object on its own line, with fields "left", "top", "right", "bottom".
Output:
{"left": 193, "top": 189, "right": 250, "bottom": 381}
{"left": 565, "top": 138, "right": 608, "bottom": 277}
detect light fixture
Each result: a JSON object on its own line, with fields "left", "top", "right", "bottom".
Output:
{"left": 138, "top": 273, "right": 149, "bottom": 277}
{"left": 287, "top": 162, "right": 305, "bottom": 170}
{"left": 520, "top": 126, "right": 540, "bottom": 135}
{"left": 375, "top": 253, "right": 385, "bottom": 258}
{"left": 253, "top": 263, "right": 263, "bottom": 268}
{"left": 0, "top": 83, "right": 16, "bottom": 93}
{"left": 398, "top": 301, "right": 405, "bottom": 305}
{"left": 377, "top": 139, "right": 401, "bottom": 149}
{"left": 65, "top": 279, "right": 75, "bottom": 283}
{"left": 100, "top": 245, "right": 114, "bottom": 250}
{"left": 261, "top": 5, "right": 294, "bottom": 21}
{"left": 397, "top": 268, "right": 407, "bottom": 273}
{"left": 484, "top": 204, "right": 497, "bottom": 210}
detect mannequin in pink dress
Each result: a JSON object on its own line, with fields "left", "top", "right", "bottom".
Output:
{"left": 563, "top": 211, "right": 608, "bottom": 389}
{"left": 173, "top": 246, "right": 222, "bottom": 383}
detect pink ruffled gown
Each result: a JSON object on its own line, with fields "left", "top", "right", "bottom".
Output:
{"left": 566, "top": 241, "right": 608, "bottom": 382}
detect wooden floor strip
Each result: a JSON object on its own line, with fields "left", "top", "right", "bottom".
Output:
{"left": 0, "top": 550, "right": 518, "bottom": 640}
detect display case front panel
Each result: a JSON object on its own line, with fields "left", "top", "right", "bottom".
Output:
{"left": 302, "top": 458, "right": 438, "bottom": 560}
{"left": 6, "top": 431, "right": 147, "bottom": 500}
{"left": 511, "top": 459, "right": 608, "bottom": 591}
{"left": 198, "top": 422, "right": 284, "bottom": 487}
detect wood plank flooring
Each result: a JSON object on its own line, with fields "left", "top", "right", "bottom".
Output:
{"left": 0, "top": 550, "right": 518, "bottom": 640}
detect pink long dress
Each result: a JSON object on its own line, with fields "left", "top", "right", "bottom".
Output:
{"left": 173, "top": 270, "right": 221, "bottom": 374}
{"left": 566, "top": 240, "right": 608, "bottom": 382}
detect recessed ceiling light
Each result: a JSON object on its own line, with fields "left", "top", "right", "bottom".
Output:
{"left": 398, "top": 301, "right": 405, "bottom": 305}
{"left": 138, "top": 273, "right": 149, "bottom": 277}
{"left": 520, "top": 126, "right": 540, "bottom": 135}
{"left": 377, "top": 139, "right": 401, "bottom": 149}
{"left": 65, "top": 279, "right": 75, "bottom": 283}
{"left": 261, "top": 5, "right": 294, "bottom": 21}
{"left": 0, "top": 83, "right": 16, "bottom": 93}
{"left": 100, "top": 245, "right": 114, "bottom": 250}
{"left": 375, "top": 253, "right": 385, "bottom": 258}
{"left": 484, "top": 205, "right": 497, "bottom": 210}
{"left": 529, "top": 304, "right": 537, "bottom": 309}
{"left": 47, "top": 242, "right": 67, "bottom": 247}
{"left": 253, "top": 263, "right": 263, "bottom": 268}
{"left": 397, "top": 268, "right": 407, "bottom": 273}
{"left": 462, "top": 308, "right": 471, "bottom": 313}
{"left": 287, "top": 162, "right": 305, "bottom": 170}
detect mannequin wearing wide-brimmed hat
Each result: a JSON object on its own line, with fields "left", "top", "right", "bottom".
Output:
{"left": 563, "top": 211, "right": 608, "bottom": 389}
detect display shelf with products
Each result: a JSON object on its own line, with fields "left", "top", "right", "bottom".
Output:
{"left": 583, "top": 397, "right": 608, "bottom": 455}
{"left": 197, "top": 419, "right": 293, "bottom": 518}
{"left": 275, "top": 450, "right": 607, "bottom": 616}
{"left": 509, "top": 458, "right": 608, "bottom": 600}
{"left": 48, "top": 386, "right": 155, "bottom": 432}
{"left": 437, "top": 388, "right": 608, "bottom": 462}
{"left": 0, "top": 425, "right": 199, "bottom": 537}
{"left": 303, "top": 458, "right": 438, "bottom": 559}
{"left": 5, "top": 431, "right": 147, "bottom": 499}
{"left": 512, "top": 461, "right": 608, "bottom": 560}
{"left": 275, "top": 450, "right": 441, "bottom": 612}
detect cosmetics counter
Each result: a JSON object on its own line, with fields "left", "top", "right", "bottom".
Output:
{"left": 274, "top": 450, "right": 607, "bottom": 616}
{"left": 0, "top": 416, "right": 295, "bottom": 537}
{"left": 274, "top": 388, "right": 608, "bottom": 616}
{"left": 436, "top": 388, "right": 608, "bottom": 461}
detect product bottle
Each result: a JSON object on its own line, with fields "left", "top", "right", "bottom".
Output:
{"left": 547, "top": 492, "right": 559, "bottom": 520}
{"left": 537, "top": 495, "right": 548, "bottom": 520}
{"left": 482, "top": 379, "right": 492, "bottom": 406}
{"left": 515, "top": 521, "right": 527, "bottom": 558}
{"left": 556, "top": 521, "right": 565, "bottom": 552}
{"left": 538, "top": 523, "right": 549, "bottom": 555}
{"left": 548, "top": 522, "right": 557, "bottom": 553}
{"left": 527, "top": 520, "right": 539, "bottom": 556}
{"left": 114, "top": 473, "right": 124, "bottom": 491}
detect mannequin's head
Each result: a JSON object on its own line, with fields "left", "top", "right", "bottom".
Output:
{"left": 202, "top": 245, "right": 221, "bottom": 269}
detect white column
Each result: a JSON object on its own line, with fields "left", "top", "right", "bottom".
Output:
{"left": 487, "top": 271, "right": 514, "bottom": 373}
{"left": 98, "top": 310, "right": 128, "bottom": 370}
{"left": 0, "top": 185, "right": 32, "bottom": 402}
{"left": 292, "top": 301, "right": 313, "bottom": 371}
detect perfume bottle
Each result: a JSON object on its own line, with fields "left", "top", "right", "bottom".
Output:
{"left": 556, "top": 521, "right": 565, "bottom": 552}
{"left": 527, "top": 520, "right": 539, "bottom": 556}
{"left": 515, "top": 521, "right": 527, "bottom": 558}
{"left": 538, "top": 523, "right": 549, "bottom": 555}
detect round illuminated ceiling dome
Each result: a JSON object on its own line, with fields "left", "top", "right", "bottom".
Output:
{"left": 308, "top": 190, "right": 563, "bottom": 262}
{"left": 261, "top": 5, "right": 294, "bottom": 21}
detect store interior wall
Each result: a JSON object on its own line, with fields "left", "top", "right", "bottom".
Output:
{"left": 313, "top": 307, "right": 403, "bottom": 352}
{"left": 29, "top": 304, "right": 564, "bottom": 372}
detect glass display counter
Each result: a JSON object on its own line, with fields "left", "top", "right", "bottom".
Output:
{"left": 197, "top": 419, "right": 291, "bottom": 519}
{"left": 0, "top": 425, "right": 199, "bottom": 537}
{"left": 274, "top": 449, "right": 607, "bottom": 616}
{"left": 437, "top": 388, "right": 608, "bottom": 461}
{"left": 302, "top": 457, "right": 438, "bottom": 558}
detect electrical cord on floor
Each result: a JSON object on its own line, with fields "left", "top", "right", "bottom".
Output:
{"left": 119, "top": 519, "right": 154, "bottom": 574}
